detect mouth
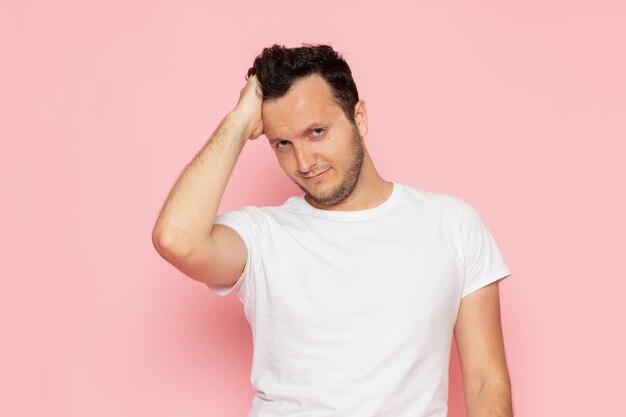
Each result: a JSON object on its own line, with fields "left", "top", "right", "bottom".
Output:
{"left": 302, "top": 168, "right": 330, "bottom": 182}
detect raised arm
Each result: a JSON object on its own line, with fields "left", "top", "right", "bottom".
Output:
{"left": 151, "top": 76, "right": 263, "bottom": 286}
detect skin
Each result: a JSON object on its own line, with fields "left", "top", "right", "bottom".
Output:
{"left": 152, "top": 72, "right": 512, "bottom": 416}
{"left": 288, "top": 123, "right": 364, "bottom": 206}
{"left": 262, "top": 73, "right": 393, "bottom": 211}
{"left": 456, "top": 281, "right": 514, "bottom": 416}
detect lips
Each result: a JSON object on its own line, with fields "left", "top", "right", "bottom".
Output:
{"left": 303, "top": 168, "right": 329, "bottom": 181}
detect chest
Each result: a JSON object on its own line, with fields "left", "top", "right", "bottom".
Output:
{"left": 248, "top": 218, "right": 463, "bottom": 339}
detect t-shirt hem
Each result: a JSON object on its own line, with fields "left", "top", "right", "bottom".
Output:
{"left": 461, "top": 267, "right": 512, "bottom": 298}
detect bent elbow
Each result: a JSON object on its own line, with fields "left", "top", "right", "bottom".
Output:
{"left": 152, "top": 228, "right": 190, "bottom": 260}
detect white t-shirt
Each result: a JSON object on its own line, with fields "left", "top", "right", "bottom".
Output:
{"left": 207, "top": 182, "right": 511, "bottom": 417}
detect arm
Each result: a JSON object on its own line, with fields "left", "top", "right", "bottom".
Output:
{"left": 151, "top": 76, "right": 263, "bottom": 285}
{"left": 454, "top": 281, "right": 513, "bottom": 417}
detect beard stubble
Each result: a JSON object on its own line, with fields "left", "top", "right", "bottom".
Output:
{"left": 296, "top": 125, "right": 364, "bottom": 206}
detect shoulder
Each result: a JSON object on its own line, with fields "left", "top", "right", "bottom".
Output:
{"left": 396, "top": 184, "right": 493, "bottom": 234}
{"left": 216, "top": 196, "right": 302, "bottom": 225}
{"left": 398, "top": 183, "right": 467, "bottom": 215}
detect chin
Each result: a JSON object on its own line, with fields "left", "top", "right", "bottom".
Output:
{"left": 301, "top": 182, "right": 352, "bottom": 206}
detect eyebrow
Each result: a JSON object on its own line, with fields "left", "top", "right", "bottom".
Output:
{"left": 268, "top": 122, "right": 326, "bottom": 144}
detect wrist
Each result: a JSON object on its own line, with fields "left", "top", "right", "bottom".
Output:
{"left": 226, "top": 110, "right": 256, "bottom": 141}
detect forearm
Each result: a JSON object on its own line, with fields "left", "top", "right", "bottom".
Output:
{"left": 465, "top": 378, "right": 513, "bottom": 417}
{"left": 152, "top": 110, "right": 250, "bottom": 255}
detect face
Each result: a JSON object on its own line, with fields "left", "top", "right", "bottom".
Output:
{"left": 262, "top": 74, "right": 368, "bottom": 206}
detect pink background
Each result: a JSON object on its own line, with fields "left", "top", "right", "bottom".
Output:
{"left": 2, "top": 1, "right": 625, "bottom": 416}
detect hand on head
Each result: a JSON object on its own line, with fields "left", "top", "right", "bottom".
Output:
{"left": 233, "top": 75, "right": 264, "bottom": 140}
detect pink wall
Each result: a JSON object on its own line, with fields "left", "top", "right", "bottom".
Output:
{"left": 2, "top": 1, "right": 625, "bottom": 416}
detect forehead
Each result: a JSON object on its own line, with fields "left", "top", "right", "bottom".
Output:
{"left": 262, "top": 74, "right": 343, "bottom": 138}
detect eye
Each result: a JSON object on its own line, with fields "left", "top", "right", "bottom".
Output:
{"left": 311, "top": 128, "right": 324, "bottom": 137}
{"left": 275, "top": 140, "right": 291, "bottom": 149}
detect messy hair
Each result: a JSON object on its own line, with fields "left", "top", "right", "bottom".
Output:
{"left": 246, "top": 44, "right": 360, "bottom": 123}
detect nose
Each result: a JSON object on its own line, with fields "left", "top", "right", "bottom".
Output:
{"left": 294, "top": 142, "right": 317, "bottom": 175}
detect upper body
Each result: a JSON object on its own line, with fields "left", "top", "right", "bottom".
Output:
{"left": 207, "top": 182, "right": 511, "bottom": 416}
{"left": 152, "top": 44, "right": 514, "bottom": 416}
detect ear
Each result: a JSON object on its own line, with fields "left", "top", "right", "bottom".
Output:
{"left": 353, "top": 100, "right": 368, "bottom": 138}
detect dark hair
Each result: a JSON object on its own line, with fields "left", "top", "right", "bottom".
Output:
{"left": 246, "top": 44, "right": 360, "bottom": 124}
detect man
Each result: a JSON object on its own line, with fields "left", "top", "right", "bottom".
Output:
{"left": 152, "top": 44, "right": 513, "bottom": 417}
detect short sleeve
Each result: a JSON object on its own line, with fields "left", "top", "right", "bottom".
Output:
{"left": 458, "top": 199, "right": 512, "bottom": 298}
{"left": 205, "top": 206, "right": 258, "bottom": 297}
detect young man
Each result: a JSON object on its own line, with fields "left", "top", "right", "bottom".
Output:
{"left": 152, "top": 44, "right": 514, "bottom": 417}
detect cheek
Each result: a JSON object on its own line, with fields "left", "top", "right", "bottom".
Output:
{"left": 315, "top": 134, "right": 343, "bottom": 159}
{"left": 275, "top": 152, "right": 295, "bottom": 174}
{"left": 333, "top": 133, "right": 353, "bottom": 159}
